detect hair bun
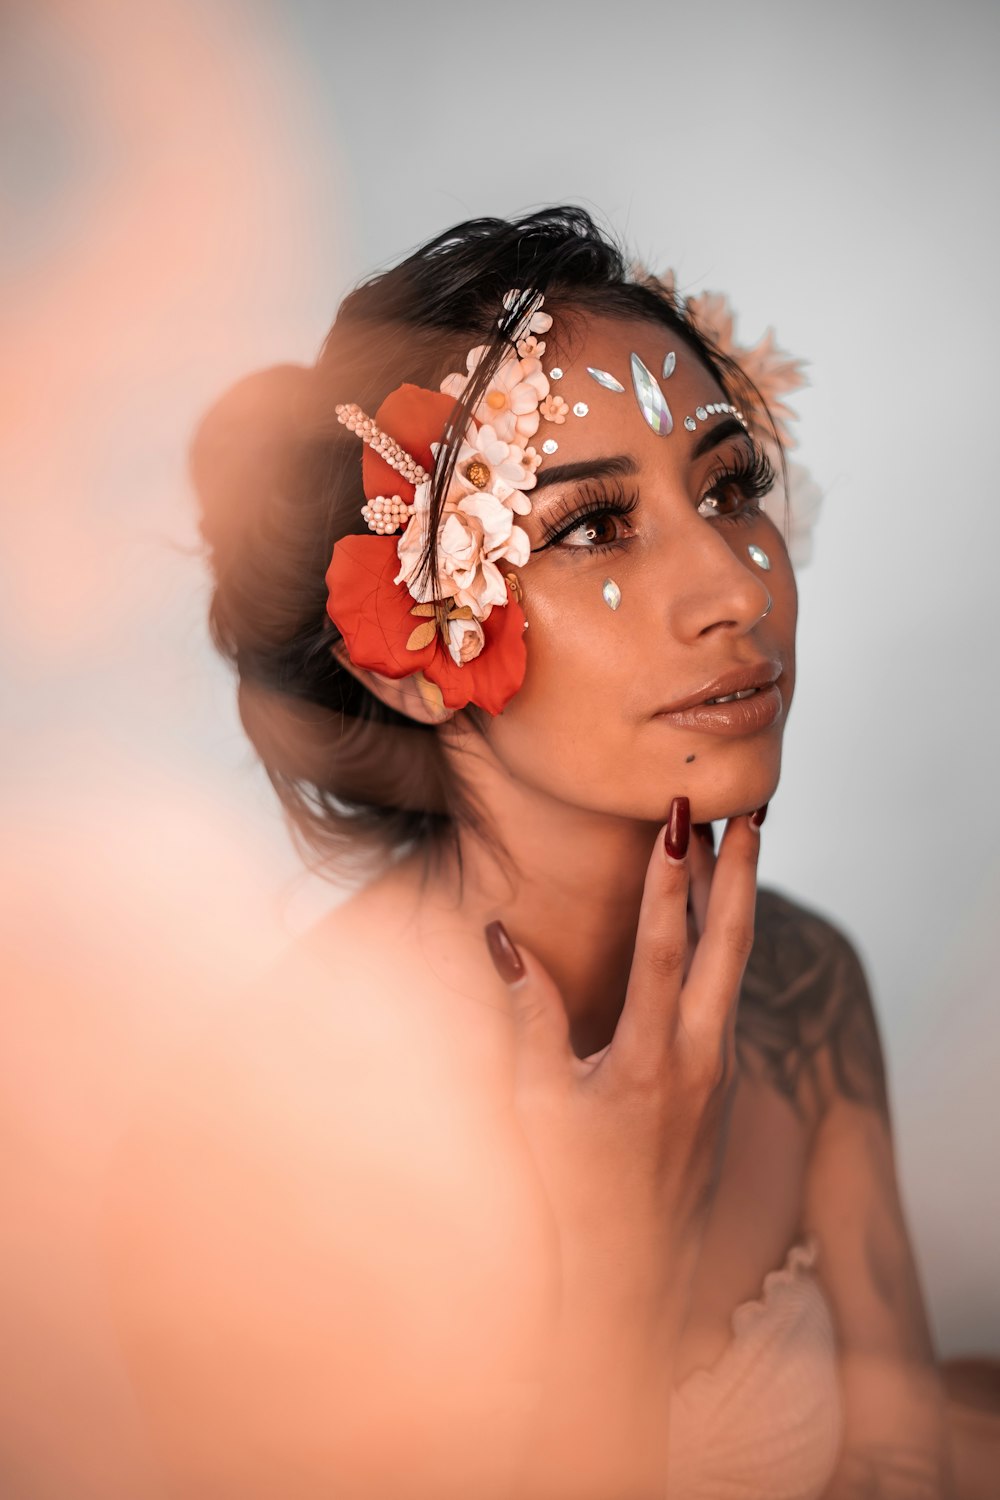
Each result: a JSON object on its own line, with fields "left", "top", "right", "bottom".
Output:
{"left": 191, "top": 363, "right": 324, "bottom": 561}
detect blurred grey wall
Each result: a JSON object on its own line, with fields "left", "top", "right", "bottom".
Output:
{"left": 245, "top": 0, "right": 1000, "bottom": 1357}
{"left": 1, "top": 1, "right": 997, "bottom": 1492}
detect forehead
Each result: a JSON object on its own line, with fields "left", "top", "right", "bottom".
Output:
{"left": 538, "top": 312, "right": 728, "bottom": 471}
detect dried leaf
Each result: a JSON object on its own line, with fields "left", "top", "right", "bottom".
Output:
{"left": 409, "top": 603, "right": 436, "bottom": 617}
{"left": 406, "top": 621, "right": 437, "bottom": 651}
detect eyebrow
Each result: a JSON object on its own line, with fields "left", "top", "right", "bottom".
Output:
{"left": 530, "top": 416, "right": 753, "bottom": 500}
{"left": 532, "top": 453, "right": 638, "bottom": 491}
{"left": 691, "top": 416, "right": 751, "bottom": 459}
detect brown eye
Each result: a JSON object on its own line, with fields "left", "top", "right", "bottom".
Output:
{"left": 577, "top": 514, "right": 621, "bottom": 545}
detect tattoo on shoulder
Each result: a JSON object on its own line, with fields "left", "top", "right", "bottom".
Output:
{"left": 735, "top": 888, "right": 890, "bottom": 1125}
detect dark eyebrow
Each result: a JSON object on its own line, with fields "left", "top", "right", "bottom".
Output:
{"left": 532, "top": 419, "right": 751, "bottom": 496}
{"left": 531, "top": 453, "right": 639, "bottom": 492}
{"left": 692, "top": 416, "right": 751, "bottom": 459}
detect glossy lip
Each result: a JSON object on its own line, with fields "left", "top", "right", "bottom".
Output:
{"left": 655, "top": 659, "right": 782, "bottom": 715}
{"left": 655, "top": 682, "right": 783, "bottom": 735}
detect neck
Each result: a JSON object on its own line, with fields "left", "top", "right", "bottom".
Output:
{"left": 416, "top": 736, "right": 676, "bottom": 1058}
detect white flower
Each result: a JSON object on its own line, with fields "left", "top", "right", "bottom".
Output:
{"left": 501, "top": 289, "right": 553, "bottom": 340}
{"left": 759, "top": 445, "right": 824, "bottom": 569}
{"left": 439, "top": 421, "right": 538, "bottom": 515}
{"left": 395, "top": 489, "right": 528, "bottom": 619}
{"left": 440, "top": 350, "right": 549, "bottom": 445}
{"left": 446, "top": 614, "right": 485, "bottom": 665}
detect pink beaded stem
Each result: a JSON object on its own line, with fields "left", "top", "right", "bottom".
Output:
{"left": 335, "top": 402, "right": 431, "bottom": 487}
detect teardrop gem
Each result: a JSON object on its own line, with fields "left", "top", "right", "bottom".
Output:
{"left": 747, "top": 544, "right": 771, "bottom": 570}
{"left": 602, "top": 578, "right": 622, "bottom": 611}
{"left": 662, "top": 350, "right": 676, "bottom": 378}
{"left": 630, "top": 353, "right": 674, "bottom": 436}
{"left": 586, "top": 366, "right": 625, "bottom": 393}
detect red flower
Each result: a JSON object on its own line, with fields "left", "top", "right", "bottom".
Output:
{"left": 325, "top": 385, "right": 528, "bottom": 715}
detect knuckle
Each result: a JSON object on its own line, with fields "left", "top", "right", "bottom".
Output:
{"left": 644, "top": 938, "right": 688, "bottom": 980}
{"left": 721, "top": 920, "right": 755, "bottom": 962}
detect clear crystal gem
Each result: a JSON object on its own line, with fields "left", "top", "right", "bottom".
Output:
{"left": 573, "top": 402, "right": 589, "bottom": 417}
{"left": 602, "top": 578, "right": 622, "bottom": 611}
{"left": 662, "top": 350, "right": 676, "bottom": 379}
{"left": 630, "top": 353, "right": 674, "bottom": 435}
{"left": 696, "top": 405, "right": 708, "bottom": 421}
{"left": 586, "top": 366, "right": 625, "bottom": 393}
{"left": 747, "top": 544, "right": 771, "bottom": 570}
{"left": 549, "top": 367, "right": 563, "bottom": 380}
{"left": 684, "top": 416, "right": 697, "bottom": 431}
{"left": 542, "top": 438, "right": 559, "bottom": 454}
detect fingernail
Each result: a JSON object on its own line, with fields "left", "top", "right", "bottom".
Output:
{"left": 694, "top": 821, "right": 716, "bottom": 851}
{"left": 485, "top": 920, "right": 525, "bottom": 985}
{"left": 749, "top": 802, "right": 769, "bottom": 830}
{"left": 664, "top": 796, "right": 691, "bottom": 861}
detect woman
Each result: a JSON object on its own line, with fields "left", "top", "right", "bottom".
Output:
{"left": 103, "top": 208, "right": 976, "bottom": 1498}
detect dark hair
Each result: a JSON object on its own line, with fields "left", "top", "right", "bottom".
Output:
{"left": 192, "top": 205, "right": 788, "bottom": 888}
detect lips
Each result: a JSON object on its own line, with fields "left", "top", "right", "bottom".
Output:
{"left": 658, "top": 659, "right": 782, "bottom": 715}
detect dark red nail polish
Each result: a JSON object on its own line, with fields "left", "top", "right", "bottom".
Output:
{"left": 664, "top": 797, "right": 691, "bottom": 861}
{"left": 485, "top": 920, "right": 525, "bottom": 985}
{"left": 750, "top": 802, "right": 769, "bottom": 830}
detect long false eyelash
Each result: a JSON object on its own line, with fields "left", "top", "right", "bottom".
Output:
{"left": 703, "top": 442, "right": 776, "bottom": 508}
{"left": 535, "top": 477, "right": 639, "bottom": 549}
{"left": 535, "top": 441, "right": 777, "bottom": 552}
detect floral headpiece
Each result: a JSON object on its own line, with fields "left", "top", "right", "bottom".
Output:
{"left": 325, "top": 281, "right": 820, "bottom": 718}
{"left": 325, "top": 289, "right": 552, "bottom": 717}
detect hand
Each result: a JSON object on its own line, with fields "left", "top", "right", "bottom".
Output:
{"left": 486, "top": 802, "right": 763, "bottom": 1285}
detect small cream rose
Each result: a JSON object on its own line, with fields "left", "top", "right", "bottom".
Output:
{"left": 446, "top": 614, "right": 485, "bottom": 665}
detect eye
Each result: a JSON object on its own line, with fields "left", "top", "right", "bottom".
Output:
{"left": 697, "top": 443, "right": 776, "bottom": 526}
{"left": 535, "top": 481, "right": 640, "bottom": 554}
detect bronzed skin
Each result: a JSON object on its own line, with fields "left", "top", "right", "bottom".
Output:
{"left": 101, "top": 312, "right": 971, "bottom": 1499}
{"left": 408, "top": 314, "right": 798, "bottom": 1057}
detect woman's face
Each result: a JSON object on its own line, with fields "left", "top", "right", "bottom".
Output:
{"left": 481, "top": 313, "right": 799, "bottom": 826}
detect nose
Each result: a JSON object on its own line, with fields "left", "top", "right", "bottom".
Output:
{"left": 668, "top": 522, "right": 773, "bottom": 640}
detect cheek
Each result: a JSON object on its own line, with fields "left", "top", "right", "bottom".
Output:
{"left": 489, "top": 566, "right": 637, "bottom": 743}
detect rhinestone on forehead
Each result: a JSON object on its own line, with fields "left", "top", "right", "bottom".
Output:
{"left": 586, "top": 366, "right": 625, "bottom": 393}
{"left": 662, "top": 350, "right": 676, "bottom": 379}
{"left": 630, "top": 353, "right": 674, "bottom": 436}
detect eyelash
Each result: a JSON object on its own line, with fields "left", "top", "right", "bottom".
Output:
{"left": 537, "top": 444, "right": 776, "bottom": 554}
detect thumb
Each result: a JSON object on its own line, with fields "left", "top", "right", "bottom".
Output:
{"left": 485, "top": 921, "right": 570, "bottom": 1094}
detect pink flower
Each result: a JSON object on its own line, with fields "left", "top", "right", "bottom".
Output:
{"left": 685, "top": 289, "right": 808, "bottom": 451}
{"left": 539, "top": 394, "right": 569, "bottom": 424}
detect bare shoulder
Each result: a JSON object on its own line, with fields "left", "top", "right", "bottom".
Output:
{"left": 737, "top": 884, "right": 890, "bottom": 1136}
{"left": 98, "top": 874, "right": 535, "bottom": 1499}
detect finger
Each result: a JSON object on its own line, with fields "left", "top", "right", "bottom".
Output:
{"left": 485, "top": 921, "right": 571, "bottom": 1101}
{"left": 689, "top": 823, "right": 717, "bottom": 938}
{"left": 679, "top": 812, "right": 762, "bottom": 1046}
{"left": 612, "top": 796, "right": 691, "bottom": 1068}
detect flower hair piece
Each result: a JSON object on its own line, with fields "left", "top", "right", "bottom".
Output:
{"left": 325, "top": 291, "right": 555, "bottom": 715}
